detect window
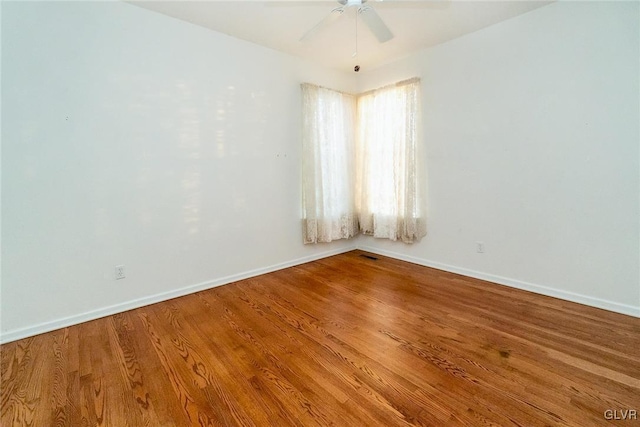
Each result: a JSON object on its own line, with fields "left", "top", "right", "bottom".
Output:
{"left": 301, "top": 78, "right": 425, "bottom": 244}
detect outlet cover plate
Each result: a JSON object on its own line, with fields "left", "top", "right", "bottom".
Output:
{"left": 115, "top": 265, "right": 125, "bottom": 280}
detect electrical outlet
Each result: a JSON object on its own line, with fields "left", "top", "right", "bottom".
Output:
{"left": 476, "top": 242, "right": 485, "bottom": 253}
{"left": 115, "top": 265, "right": 126, "bottom": 280}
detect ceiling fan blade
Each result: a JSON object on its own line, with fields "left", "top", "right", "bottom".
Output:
{"left": 299, "top": 6, "right": 345, "bottom": 42}
{"left": 358, "top": 5, "right": 394, "bottom": 43}
{"left": 372, "top": 0, "right": 452, "bottom": 11}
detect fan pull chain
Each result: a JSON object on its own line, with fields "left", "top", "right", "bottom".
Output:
{"left": 353, "top": 7, "right": 359, "bottom": 58}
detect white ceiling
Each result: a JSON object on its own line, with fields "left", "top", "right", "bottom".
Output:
{"left": 129, "top": 0, "right": 553, "bottom": 71}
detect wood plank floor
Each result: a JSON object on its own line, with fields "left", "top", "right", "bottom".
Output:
{"left": 2, "top": 250, "right": 639, "bottom": 426}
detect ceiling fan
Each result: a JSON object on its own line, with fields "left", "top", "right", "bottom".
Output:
{"left": 300, "top": 0, "right": 394, "bottom": 44}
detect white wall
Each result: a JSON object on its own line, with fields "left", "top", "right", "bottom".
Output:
{"left": 358, "top": 1, "right": 640, "bottom": 316}
{"left": 1, "top": 1, "right": 356, "bottom": 342}
{"left": 3, "top": 1, "right": 638, "bottom": 344}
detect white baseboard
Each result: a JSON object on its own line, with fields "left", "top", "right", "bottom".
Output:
{"left": 3, "top": 243, "right": 637, "bottom": 343}
{"left": 0, "top": 246, "right": 356, "bottom": 344}
{"left": 357, "top": 245, "right": 640, "bottom": 318}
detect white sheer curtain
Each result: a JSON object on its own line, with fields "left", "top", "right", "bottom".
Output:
{"left": 356, "top": 78, "right": 426, "bottom": 242}
{"left": 301, "top": 83, "right": 359, "bottom": 243}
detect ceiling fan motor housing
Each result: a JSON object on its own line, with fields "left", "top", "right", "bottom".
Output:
{"left": 341, "top": 0, "right": 366, "bottom": 7}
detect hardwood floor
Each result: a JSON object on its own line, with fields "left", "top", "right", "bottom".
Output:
{"left": 2, "top": 250, "right": 639, "bottom": 426}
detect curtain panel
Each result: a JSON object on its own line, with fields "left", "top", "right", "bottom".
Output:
{"left": 301, "top": 83, "right": 359, "bottom": 243}
{"left": 356, "top": 78, "right": 426, "bottom": 243}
